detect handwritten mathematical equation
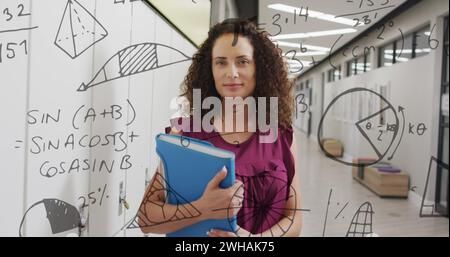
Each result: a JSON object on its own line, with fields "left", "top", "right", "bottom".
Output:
{"left": 0, "top": 1, "right": 37, "bottom": 35}
{"left": 329, "top": 21, "right": 440, "bottom": 69}
{"left": 295, "top": 93, "right": 309, "bottom": 119}
{"left": 38, "top": 153, "right": 133, "bottom": 179}
{"left": 229, "top": 9, "right": 314, "bottom": 74}
{"left": 27, "top": 131, "right": 139, "bottom": 155}
{"left": 78, "top": 184, "right": 109, "bottom": 208}
{"left": 0, "top": 39, "right": 27, "bottom": 64}
{"left": 14, "top": 100, "right": 139, "bottom": 179}
{"left": 24, "top": 99, "right": 136, "bottom": 130}
{"left": 270, "top": 6, "right": 310, "bottom": 37}
{"left": 1, "top": 3, "right": 30, "bottom": 23}
{"left": 1, "top": 2, "right": 36, "bottom": 64}
{"left": 344, "top": 0, "right": 395, "bottom": 27}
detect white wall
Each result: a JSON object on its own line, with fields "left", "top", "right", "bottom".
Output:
{"left": 0, "top": 0, "right": 196, "bottom": 236}
{"left": 296, "top": 0, "right": 448, "bottom": 200}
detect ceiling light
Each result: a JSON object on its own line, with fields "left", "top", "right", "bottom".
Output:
{"left": 275, "top": 41, "right": 331, "bottom": 52}
{"left": 384, "top": 54, "right": 409, "bottom": 62}
{"left": 385, "top": 48, "right": 431, "bottom": 54}
{"left": 287, "top": 59, "right": 312, "bottom": 66}
{"left": 268, "top": 3, "right": 362, "bottom": 27}
{"left": 284, "top": 51, "right": 327, "bottom": 57}
{"left": 271, "top": 28, "right": 357, "bottom": 40}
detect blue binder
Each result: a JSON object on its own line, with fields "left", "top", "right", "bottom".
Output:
{"left": 155, "top": 133, "right": 237, "bottom": 237}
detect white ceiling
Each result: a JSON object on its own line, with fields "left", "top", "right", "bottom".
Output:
{"left": 258, "top": 0, "right": 408, "bottom": 75}
{"left": 145, "top": 0, "right": 409, "bottom": 75}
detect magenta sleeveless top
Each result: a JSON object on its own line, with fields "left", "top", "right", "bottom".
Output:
{"left": 165, "top": 117, "right": 295, "bottom": 235}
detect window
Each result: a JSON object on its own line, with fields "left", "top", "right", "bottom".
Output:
{"left": 379, "top": 24, "right": 431, "bottom": 67}
{"left": 414, "top": 25, "right": 431, "bottom": 58}
{"left": 356, "top": 56, "right": 365, "bottom": 75}
{"left": 379, "top": 42, "right": 395, "bottom": 67}
{"left": 347, "top": 55, "right": 369, "bottom": 76}
{"left": 365, "top": 53, "right": 372, "bottom": 72}
{"left": 327, "top": 69, "right": 334, "bottom": 82}
{"left": 328, "top": 66, "right": 342, "bottom": 82}
{"left": 436, "top": 16, "right": 449, "bottom": 216}
{"left": 398, "top": 34, "right": 414, "bottom": 62}
{"left": 347, "top": 59, "right": 356, "bottom": 77}
{"left": 333, "top": 66, "right": 342, "bottom": 81}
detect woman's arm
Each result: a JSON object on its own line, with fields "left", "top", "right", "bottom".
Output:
{"left": 138, "top": 128, "right": 202, "bottom": 234}
{"left": 275, "top": 135, "right": 302, "bottom": 236}
{"left": 139, "top": 165, "right": 243, "bottom": 234}
{"left": 138, "top": 167, "right": 205, "bottom": 234}
{"left": 138, "top": 127, "right": 243, "bottom": 234}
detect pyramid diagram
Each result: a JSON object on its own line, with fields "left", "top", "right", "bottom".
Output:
{"left": 55, "top": 0, "right": 108, "bottom": 59}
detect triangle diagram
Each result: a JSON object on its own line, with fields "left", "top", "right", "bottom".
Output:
{"left": 355, "top": 106, "right": 395, "bottom": 159}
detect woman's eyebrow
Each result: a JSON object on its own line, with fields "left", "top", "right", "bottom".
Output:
{"left": 213, "top": 55, "right": 252, "bottom": 60}
{"left": 236, "top": 55, "right": 252, "bottom": 59}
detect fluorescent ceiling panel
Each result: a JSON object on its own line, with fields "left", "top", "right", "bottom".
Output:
{"left": 268, "top": 3, "right": 362, "bottom": 27}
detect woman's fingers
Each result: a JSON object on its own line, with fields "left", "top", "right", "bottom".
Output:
{"left": 207, "top": 229, "right": 237, "bottom": 237}
{"left": 230, "top": 180, "right": 244, "bottom": 200}
{"left": 206, "top": 167, "right": 228, "bottom": 191}
{"left": 230, "top": 198, "right": 242, "bottom": 216}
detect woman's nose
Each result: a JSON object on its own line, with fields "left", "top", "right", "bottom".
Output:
{"left": 226, "top": 65, "right": 239, "bottom": 79}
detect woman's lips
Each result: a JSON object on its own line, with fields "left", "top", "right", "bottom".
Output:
{"left": 224, "top": 83, "right": 243, "bottom": 89}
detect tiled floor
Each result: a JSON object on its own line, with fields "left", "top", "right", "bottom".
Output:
{"left": 294, "top": 128, "right": 449, "bottom": 237}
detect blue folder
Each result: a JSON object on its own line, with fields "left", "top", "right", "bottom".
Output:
{"left": 155, "top": 133, "right": 237, "bottom": 237}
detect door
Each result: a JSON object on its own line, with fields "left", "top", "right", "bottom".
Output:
{"left": 436, "top": 16, "right": 449, "bottom": 217}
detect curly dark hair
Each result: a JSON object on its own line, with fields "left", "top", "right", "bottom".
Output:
{"left": 180, "top": 18, "right": 294, "bottom": 128}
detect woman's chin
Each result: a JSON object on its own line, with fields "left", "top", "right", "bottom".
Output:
{"left": 221, "top": 90, "right": 249, "bottom": 99}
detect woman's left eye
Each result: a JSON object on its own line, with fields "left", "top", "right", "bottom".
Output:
{"left": 238, "top": 60, "right": 249, "bottom": 65}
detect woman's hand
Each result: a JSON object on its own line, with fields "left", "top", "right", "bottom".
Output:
{"left": 195, "top": 167, "right": 244, "bottom": 220}
{"left": 207, "top": 226, "right": 252, "bottom": 237}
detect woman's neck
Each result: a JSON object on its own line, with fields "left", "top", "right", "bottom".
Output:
{"left": 219, "top": 101, "right": 255, "bottom": 133}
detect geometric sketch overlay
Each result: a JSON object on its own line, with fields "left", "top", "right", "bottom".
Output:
{"left": 55, "top": 0, "right": 108, "bottom": 59}
{"left": 420, "top": 156, "right": 449, "bottom": 217}
{"left": 225, "top": 174, "right": 310, "bottom": 237}
{"left": 318, "top": 88, "right": 400, "bottom": 167}
{"left": 115, "top": 173, "right": 201, "bottom": 235}
{"left": 346, "top": 202, "right": 374, "bottom": 237}
{"left": 19, "top": 199, "right": 81, "bottom": 237}
{"left": 355, "top": 106, "right": 397, "bottom": 159}
{"left": 77, "top": 43, "right": 191, "bottom": 91}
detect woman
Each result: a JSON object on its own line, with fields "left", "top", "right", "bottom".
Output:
{"left": 138, "top": 18, "right": 302, "bottom": 237}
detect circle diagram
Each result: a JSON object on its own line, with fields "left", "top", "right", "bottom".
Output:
{"left": 318, "top": 88, "right": 400, "bottom": 167}
{"left": 227, "top": 174, "right": 301, "bottom": 237}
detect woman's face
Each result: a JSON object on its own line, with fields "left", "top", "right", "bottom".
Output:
{"left": 212, "top": 33, "right": 256, "bottom": 99}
